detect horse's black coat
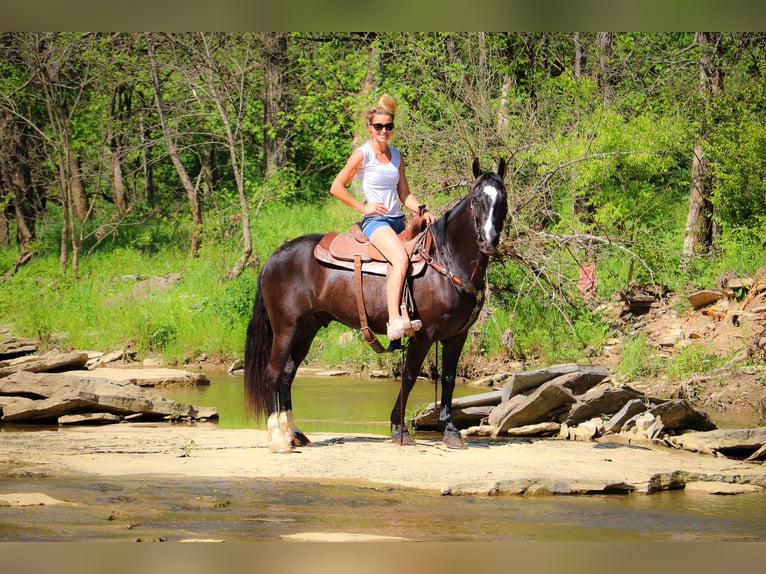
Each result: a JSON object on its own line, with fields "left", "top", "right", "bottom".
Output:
{"left": 244, "top": 158, "right": 508, "bottom": 451}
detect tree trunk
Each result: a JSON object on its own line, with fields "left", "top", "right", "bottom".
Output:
{"left": 67, "top": 148, "right": 90, "bottom": 220}
{"left": 682, "top": 142, "right": 714, "bottom": 258}
{"left": 262, "top": 32, "right": 289, "bottom": 178}
{"left": 573, "top": 32, "right": 582, "bottom": 79}
{"left": 0, "top": 120, "right": 37, "bottom": 260}
{"left": 146, "top": 33, "right": 202, "bottom": 258}
{"left": 596, "top": 32, "right": 614, "bottom": 103}
{"left": 681, "top": 32, "right": 722, "bottom": 261}
{"left": 110, "top": 141, "right": 128, "bottom": 214}
{"left": 137, "top": 92, "right": 155, "bottom": 206}
{"left": 195, "top": 33, "right": 254, "bottom": 278}
{"left": 109, "top": 85, "right": 131, "bottom": 215}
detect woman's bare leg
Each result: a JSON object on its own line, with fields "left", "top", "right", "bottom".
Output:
{"left": 369, "top": 226, "right": 408, "bottom": 321}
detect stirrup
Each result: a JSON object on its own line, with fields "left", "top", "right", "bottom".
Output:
{"left": 399, "top": 304, "right": 423, "bottom": 337}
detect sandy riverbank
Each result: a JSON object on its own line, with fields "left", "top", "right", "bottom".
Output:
{"left": 3, "top": 423, "right": 765, "bottom": 496}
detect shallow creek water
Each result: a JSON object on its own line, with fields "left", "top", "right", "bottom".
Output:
{"left": 1, "top": 374, "right": 764, "bottom": 542}
{"left": 2, "top": 475, "right": 765, "bottom": 542}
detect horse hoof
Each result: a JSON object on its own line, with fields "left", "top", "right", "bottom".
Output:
{"left": 269, "top": 441, "right": 293, "bottom": 454}
{"left": 291, "top": 431, "right": 312, "bottom": 447}
{"left": 443, "top": 433, "right": 467, "bottom": 450}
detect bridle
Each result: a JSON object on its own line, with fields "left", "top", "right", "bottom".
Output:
{"left": 414, "top": 175, "right": 498, "bottom": 296}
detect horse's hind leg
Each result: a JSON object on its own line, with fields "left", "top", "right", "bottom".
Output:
{"left": 264, "top": 334, "right": 299, "bottom": 453}
{"left": 271, "top": 323, "right": 320, "bottom": 451}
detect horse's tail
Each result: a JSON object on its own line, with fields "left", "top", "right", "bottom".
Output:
{"left": 244, "top": 271, "right": 273, "bottom": 422}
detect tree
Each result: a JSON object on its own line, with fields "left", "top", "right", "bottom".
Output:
{"left": 682, "top": 32, "right": 722, "bottom": 261}
{"left": 192, "top": 32, "right": 260, "bottom": 278}
{"left": 3, "top": 33, "right": 103, "bottom": 272}
{"left": 146, "top": 33, "right": 203, "bottom": 258}
{"left": 262, "top": 32, "right": 289, "bottom": 179}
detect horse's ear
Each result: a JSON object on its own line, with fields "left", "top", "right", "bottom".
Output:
{"left": 472, "top": 158, "right": 481, "bottom": 179}
{"left": 497, "top": 157, "right": 506, "bottom": 180}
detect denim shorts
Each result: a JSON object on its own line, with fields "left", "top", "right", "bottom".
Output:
{"left": 361, "top": 214, "right": 405, "bottom": 239}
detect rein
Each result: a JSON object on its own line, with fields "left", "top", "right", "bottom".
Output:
{"left": 414, "top": 189, "right": 486, "bottom": 296}
{"left": 415, "top": 242, "right": 479, "bottom": 295}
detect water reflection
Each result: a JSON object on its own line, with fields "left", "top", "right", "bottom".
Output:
{"left": 1, "top": 476, "right": 764, "bottom": 542}
{"left": 162, "top": 373, "right": 485, "bottom": 433}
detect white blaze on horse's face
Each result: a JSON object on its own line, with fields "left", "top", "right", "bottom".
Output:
{"left": 481, "top": 184, "right": 500, "bottom": 245}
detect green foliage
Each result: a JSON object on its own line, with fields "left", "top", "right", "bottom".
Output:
{"left": 710, "top": 114, "right": 766, "bottom": 233}
{"left": 617, "top": 333, "right": 663, "bottom": 380}
{"left": 3, "top": 32, "right": 766, "bottom": 386}
{"left": 304, "top": 323, "right": 390, "bottom": 374}
{"left": 667, "top": 344, "right": 726, "bottom": 381}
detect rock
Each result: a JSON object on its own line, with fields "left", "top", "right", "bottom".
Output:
{"left": 565, "top": 384, "right": 646, "bottom": 426}
{"left": 58, "top": 412, "right": 122, "bottom": 425}
{"left": 489, "top": 380, "right": 577, "bottom": 435}
{"left": 85, "top": 350, "right": 127, "bottom": 369}
{"left": 500, "top": 364, "right": 610, "bottom": 402}
{"left": 451, "top": 389, "right": 503, "bottom": 409}
{"left": 410, "top": 390, "right": 502, "bottom": 430}
{"left": 667, "top": 427, "right": 766, "bottom": 459}
{"left": 684, "top": 481, "right": 763, "bottom": 494}
{"left": 688, "top": 289, "right": 727, "bottom": 310}
{"left": 746, "top": 443, "right": 766, "bottom": 462}
{"left": 460, "top": 425, "right": 495, "bottom": 437}
{"left": 411, "top": 405, "right": 493, "bottom": 431}
{"left": 0, "top": 337, "right": 37, "bottom": 360}
{"left": 647, "top": 399, "right": 717, "bottom": 432}
{"left": 0, "top": 493, "right": 72, "bottom": 507}
{"left": 505, "top": 421, "right": 560, "bottom": 437}
{"left": 566, "top": 417, "right": 606, "bottom": 441}
{"left": 0, "top": 351, "right": 89, "bottom": 378}
{"left": 621, "top": 411, "right": 664, "bottom": 442}
{"left": 62, "top": 367, "right": 210, "bottom": 387}
{"left": 603, "top": 398, "right": 648, "bottom": 433}
{"left": 760, "top": 395, "right": 766, "bottom": 426}
{"left": 723, "top": 277, "right": 754, "bottom": 292}
{"left": 0, "top": 371, "right": 217, "bottom": 424}
{"left": 470, "top": 372, "right": 513, "bottom": 388}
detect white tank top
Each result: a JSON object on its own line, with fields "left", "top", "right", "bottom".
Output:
{"left": 357, "top": 142, "right": 404, "bottom": 217}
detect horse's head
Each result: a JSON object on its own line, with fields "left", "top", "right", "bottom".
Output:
{"left": 469, "top": 158, "right": 508, "bottom": 254}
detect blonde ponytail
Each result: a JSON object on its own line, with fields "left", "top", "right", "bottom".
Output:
{"left": 366, "top": 93, "right": 397, "bottom": 122}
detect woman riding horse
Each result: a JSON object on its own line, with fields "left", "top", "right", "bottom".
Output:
{"left": 245, "top": 157, "right": 507, "bottom": 453}
{"left": 330, "top": 94, "right": 435, "bottom": 341}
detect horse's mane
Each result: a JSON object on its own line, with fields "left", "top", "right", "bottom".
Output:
{"left": 428, "top": 190, "right": 475, "bottom": 266}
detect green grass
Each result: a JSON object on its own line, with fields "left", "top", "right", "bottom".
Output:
{"left": 616, "top": 332, "right": 664, "bottom": 380}
{"left": 2, "top": 197, "right": 765, "bottom": 376}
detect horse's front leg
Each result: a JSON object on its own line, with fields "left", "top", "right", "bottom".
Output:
{"left": 390, "top": 341, "right": 430, "bottom": 446}
{"left": 439, "top": 335, "right": 469, "bottom": 449}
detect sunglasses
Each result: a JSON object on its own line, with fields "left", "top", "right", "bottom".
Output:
{"left": 371, "top": 122, "right": 395, "bottom": 132}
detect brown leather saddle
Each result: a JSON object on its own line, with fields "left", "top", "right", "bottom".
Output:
{"left": 314, "top": 216, "right": 432, "bottom": 276}
{"left": 313, "top": 216, "right": 433, "bottom": 353}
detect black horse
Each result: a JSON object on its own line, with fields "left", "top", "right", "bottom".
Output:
{"left": 244, "top": 158, "right": 508, "bottom": 452}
